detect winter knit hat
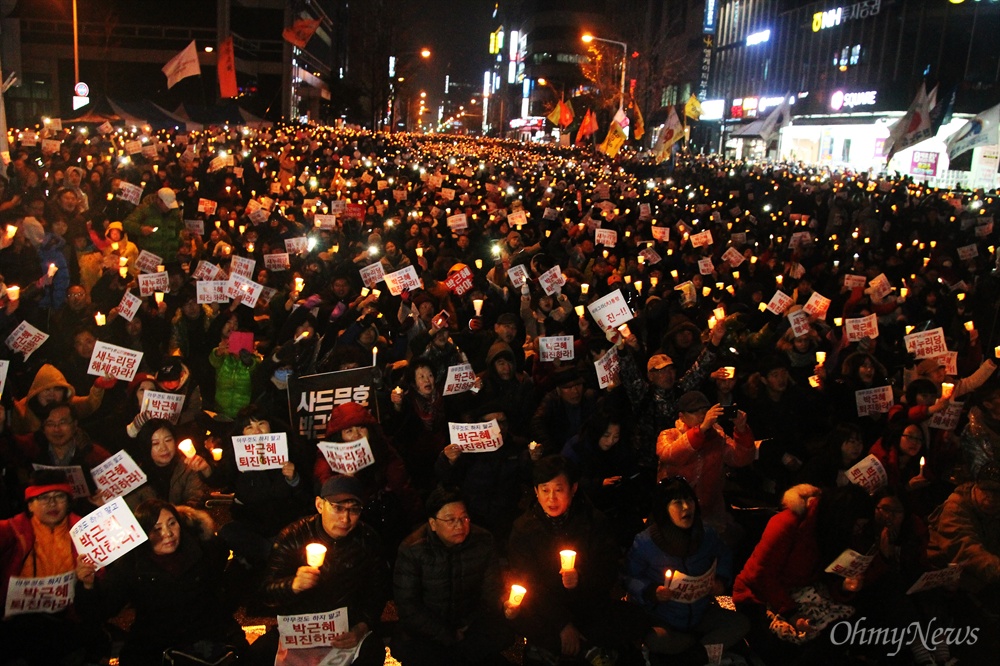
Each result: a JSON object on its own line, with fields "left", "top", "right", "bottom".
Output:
{"left": 325, "top": 402, "right": 377, "bottom": 438}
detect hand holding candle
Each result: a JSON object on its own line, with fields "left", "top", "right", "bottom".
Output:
{"left": 305, "top": 543, "right": 327, "bottom": 568}
{"left": 178, "top": 439, "right": 196, "bottom": 458}
{"left": 559, "top": 549, "right": 578, "bottom": 589}
{"left": 473, "top": 298, "right": 484, "bottom": 317}
{"left": 507, "top": 584, "right": 526, "bottom": 607}
{"left": 941, "top": 382, "right": 955, "bottom": 399}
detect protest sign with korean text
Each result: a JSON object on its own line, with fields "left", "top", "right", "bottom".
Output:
{"left": 766, "top": 290, "right": 793, "bottom": 315}
{"left": 803, "top": 292, "right": 831, "bottom": 320}
{"left": 690, "top": 230, "right": 714, "bottom": 247}
{"left": 88, "top": 341, "right": 142, "bottom": 382}
{"left": 5, "top": 321, "right": 49, "bottom": 359}
{"left": 284, "top": 237, "right": 309, "bottom": 255}
{"left": 226, "top": 275, "right": 264, "bottom": 307}
{"left": 444, "top": 266, "right": 474, "bottom": 295}
{"left": 443, "top": 364, "right": 478, "bottom": 396}
{"left": 448, "top": 421, "right": 503, "bottom": 453}
{"left": 825, "top": 549, "right": 875, "bottom": 578}
{"left": 91, "top": 450, "right": 147, "bottom": 502}
{"left": 667, "top": 560, "right": 718, "bottom": 604}
{"left": 116, "top": 290, "right": 142, "bottom": 323}
{"left": 651, "top": 226, "right": 670, "bottom": 242}
{"left": 538, "top": 265, "right": 565, "bottom": 295}
{"left": 197, "top": 280, "right": 228, "bottom": 304}
{"left": 137, "top": 271, "right": 169, "bottom": 296}
{"left": 118, "top": 182, "right": 143, "bottom": 206}
{"left": 594, "top": 228, "right": 617, "bottom": 247}
{"left": 721, "top": 247, "right": 744, "bottom": 267}
{"left": 904, "top": 328, "right": 948, "bottom": 360}
{"left": 929, "top": 401, "right": 964, "bottom": 431}
{"left": 855, "top": 385, "right": 894, "bottom": 417}
{"left": 384, "top": 266, "right": 420, "bottom": 296}
{"left": 507, "top": 263, "right": 529, "bottom": 288}
{"left": 5, "top": 572, "right": 76, "bottom": 618}
{"left": 264, "top": 253, "right": 290, "bottom": 271}
{"left": 229, "top": 255, "right": 255, "bottom": 280}
{"left": 71, "top": 497, "right": 148, "bottom": 570}
{"left": 0, "top": 359, "right": 8, "bottom": 398}
{"left": 277, "top": 608, "right": 348, "bottom": 650}
{"left": 847, "top": 454, "right": 888, "bottom": 494}
{"left": 140, "top": 390, "right": 186, "bottom": 424}
{"left": 844, "top": 274, "right": 867, "bottom": 289}
{"left": 539, "top": 336, "right": 575, "bottom": 362}
{"left": 192, "top": 260, "right": 225, "bottom": 281}
{"left": 845, "top": 314, "right": 879, "bottom": 342}
{"left": 907, "top": 566, "right": 962, "bottom": 595}
{"left": 640, "top": 248, "right": 662, "bottom": 265}
{"left": 698, "top": 258, "right": 715, "bottom": 275}
{"left": 197, "top": 198, "right": 218, "bottom": 215}
{"left": 446, "top": 213, "right": 468, "bottom": 231}
{"left": 317, "top": 438, "right": 376, "bottom": 475}
{"left": 595, "top": 346, "right": 620, "bottom": 389}
{"left": 288, "top": 368, "right": 377, "bottom": 442}
{"left": 868, "top": 273, "right": 892, "bottom": 301}
{"left": 507, "top": 210, "right": 527, "bottom": 228}
{"left": 787, "top": 310, "right": 812, "bottom": 338}
{"left": 359, "top": 262, "right": 386, "bottom": 288}
{"left": 587, "top": 289, "right": 633, "bottom": 331}
{"left": 233, "top": 433, "right": 289, "bottom": 472}
{"left": 135, "top": 250, "right": 164, "bottom": 274}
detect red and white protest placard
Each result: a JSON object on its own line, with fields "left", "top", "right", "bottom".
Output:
{"left": 124, "top": 140, "right": 142, "bottom": 155}
{"left": 71, "top": 497, "right": 148, "bottom": 570}
{"left": 138, "top": 271, "right": 169, "bottom": 297}
{"left": 666, "top": 560, "right": 718, "bottom": 604}
{"left": 825, "top": 549, "right": 875, "bottom": 578}
{"left": 277, "top": 608, "right": 349, "bottom": 650}
{"left": 31, "top": 464, "right": 88, "bottom": 498}
{"left": 690, "top": 230, "right": 714, "bottom": 247}
{"left": 507, "top": 210, "right": 527, "bottom": 228}
{"left": 441, "top": 187, "right": 456, "bottom": 201}
{"left": 651, "top": 226, "right": 670, "bottom": 242}
{"left": 444, "top": 266, "right": 474, "bottom": 295}
{"left": 135, "top": 250, "right": 163, "bottom": 274}
{"left": 384, "top": 266, "right": 420, "bottom": 296}
{"left": 640, "top": 248, "right": 662, "bottom": 265}
{"left": 118, "top": 182, "right": 143, "bottom": 206}
{"left": 803, "top": 292, "right": 831, "bottom": 320}
{"left": 507, "top": 264, "right": 529, "bottom": 289}
{"left": 192, "top": 260, "right": 225, "bottom": 281}
{"left": 787, "top": 310, "right": 812, "bottom": 338}
{"left": 868, "top": 273, "right": 892, "bottom": 301}
{"left": 197, "top": 198, "right": 218, "bottom": 215}
{"left": 427, "top": 174, "right": 443, "bottom": 189}
{"left": 934, "top": 351, "right": 958, "bottom": 376}
{"left": 538, "top": 265, "right": 565, "bottom": 296}
{"left": 855, "top": 385, "right": 894, "bottom": 417}
{"left": 976, "top": 220, "right": 994, "bottom": 237}
{"left": 92, "top": 450, "right": 147, "bottom": 502}
{"left": 594, "top": 228, "right": 617, "bottom": 247}
{"left": 844, "top": 274, "right": 867, "bottom": 289}
{"left": 904, "top": 327, "right": 948, "bottom": 359}
{"left": 230, "top": 255, "right": 256, "bottom": 280}
{"left": 317, "top": 437, "right": 376, "bottom": 475}
{"left": 543, "top": 207, "right": 558, "bottom": 221}
{"left": 587, "top": 289, "right": 633, "bottom": 331}
{"left": 957, "top": 244, "right": 978, "bottom": 261}
{"left": 226, "top": 275, "right": 264, "bottom": 307}
{"left": 197, "top": 280, "right": 228, "bottom": 304}
{"left": 183, "top": 219, "right": 204, "bottom": 235}
{"left": 539, "top": 336, "right": 575, "bottom": 362}
{"left": 5, "top": 321, "right": 49, "bottom": 359}
{"left": 846, "top": 454, "right": 888, "bottom": 494}
{"left": 721, "top": 247, "right": 744, "bottom": 267}
{"left": 4, "top": 571, "right": 76, "bottom": 618}
{"left": 233, "top": 433, "right": 289, "bottom": 472}
{"left": 141, "top": 390, "right": 186, "bottom": 424}
{"left": 789, "top": 231, "right": 812, "bottom": 249}
{"left": 264, "top": 253, "right": 290, "bottom": 271}
{"left": 284, "top": 237, "right": 309, "bottom": 255}
{"left": 446, "top": 213, "right": 468, "bottom": 231}
{"left": 698, "top": 258, "right": 715, "bottom": 275}
{"left": 443, "top": 363, "right": 478, "bottom": 396}
{"left": 313, "top": 214, "right": 337, "bottom": 230}
{"left": 359, "top": 262, "right": 386, "bottom": 288}
{"left": 595, "top": 346, "right": 620, "bottom": 389}
{"left": 448, "top": 420, "right": 503, "bottom": 452}
{"left": 88, "top": 341, "right": 142, "bottom": 382}
{"left": 906, "top": 566, "right": 963, "bottom": 595}
{"left": 845, "top": 314, "right": 879, "bottom": 342}
{"left": 639, "top": 203, "right": 652, "bottom": 220}
{"left": 929, "top": 401, "right": 964, "bottom": 431}
{"left": 766, "top": 290, "right": 793, "bottom": 315}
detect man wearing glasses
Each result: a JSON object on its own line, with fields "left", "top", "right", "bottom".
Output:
{"left": 393, "top": 486, "right": 512, "bottom": 665}
{"left": 257, "top": 475, "right": 390, "bottom": 666}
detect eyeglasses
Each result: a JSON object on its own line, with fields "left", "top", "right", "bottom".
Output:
{"left": 31, "top": 492, "right": 69, "bottom": 504}
{"left": 433, "top": 515, "right": 471, "bottom": 527}
{"left": 324, "top": 500, "right": 363, "bottom": 517}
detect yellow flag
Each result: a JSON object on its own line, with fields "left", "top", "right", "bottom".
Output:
{"left": 633, "top": 103, "right": 645, "bottom": 140}
{"left": 547, "top": 104, "right": 562, "bottom": 126}
{"left": 599, "top": 121, "right": 627, "bottom": 157}
{"left": 684, "top": 94, "right": 703, "bottom": 121}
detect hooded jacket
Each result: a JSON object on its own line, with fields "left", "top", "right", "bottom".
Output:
{"left": 927, "top": 482, "right": 1000, "bottom": 592}
{"left": 0, "top": 510, "right": 82, "bottom": 610}
{"left": 100, "top": 221, "right": 139, "bottom": 274}
{"left": 122, "top": 193, "right": 182, "bottom": 258}
{"left": 12, "top": 364, "right": 105, "bottom": 435}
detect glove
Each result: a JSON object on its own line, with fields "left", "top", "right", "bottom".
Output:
{"left": 93, "top": 375, "right": 118, "bottom": 390}
{"left": 126, "top": 411, "right": 151, "bottom": 438}
{"left": 400, "top": 289, "right": 411, "bottom": 304}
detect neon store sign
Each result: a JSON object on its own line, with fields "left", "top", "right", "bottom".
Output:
{"left": 813, "top": 1, "right": 882, "bottom": 32}
{"left": 830, "top": 89, "right": 877, "bottom": 111}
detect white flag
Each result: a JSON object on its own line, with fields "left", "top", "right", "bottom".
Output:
{"left": 162, "top": 41, "right": 201, "bottom": 89}
{"left": 945, "top": 103, "right": 1000, "bottom": 162}
{"left": 758, "top": 96, "right": 791, "bottom": 144}
{"left": 653, "top": 107, "right": 683, "bottom": 162}
{"left": 885, "top": 84, "right": 933, "bottom": 160}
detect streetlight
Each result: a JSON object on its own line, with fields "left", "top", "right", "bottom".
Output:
{"left": 388, "top": 48, "right": 431, "bottom": 132}
{"left": 581, "top": 33, "right": 627, "bottom": 108}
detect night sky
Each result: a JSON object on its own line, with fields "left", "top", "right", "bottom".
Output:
{"left": 404, "top": 0, "right": 498, "bottom": 93}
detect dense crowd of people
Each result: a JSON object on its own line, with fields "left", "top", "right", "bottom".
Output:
{"left": 1, "top": 120, "right": 999, "bottom": 666}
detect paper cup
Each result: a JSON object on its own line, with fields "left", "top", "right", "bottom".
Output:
{"left": 5, "top": 286, "right": 19, "bottom": 301}
{"left": 815, "top": 351, "right": 826, "bottom": 364}
{"left": 941, "top": 382, "right": 954, "bottom": 399}
{"left": 211, "top": 448, "right": 223, "bottom": 461}
{"left": 305, "top": 543, "right": 327, "bottom": 568}
{"left": 559, "top": 549, "right": 576, "bottom": 571}
{"left": 723, "top": 366, "right": 735, "bottom": 379}
{"left": 508, "top": 584, "right": 526, "bottom": 607}
{"left": 178, "top": 439, "right": 196, "bottom": 458}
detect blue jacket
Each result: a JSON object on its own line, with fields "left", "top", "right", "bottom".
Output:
{"left": 624, "top": 523, "right": 732, "bottom": 631}
{"left": 37, "top": 233, "right": 70, "bottom": 309}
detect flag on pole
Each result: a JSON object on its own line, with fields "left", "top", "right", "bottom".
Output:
{"left": 283, "top": 18, "right": 322, "bottom": 49}
{"left": 547, "top": 103, "right": 562, "bottom": 126}
{"left": 929, "top": 87, "right": 955, "bottom": 137}
{"left": 945, "top": 103, "right": 1000, "bottom": 162}
{"left": 0, "top": 56, "right": 9, "bottom": 180}
{"left": 632, "top": 103, "right": 645, "bottom": 140}
{"left": 612, "top": 105, "right": 629, "bottom": 129}
{"left": 652, "top": 106, "right": 683, "bottom": 162}
{"left": 684, "top": 94, "right": 703, "bottom": 121}
{"left": 547, "top": 100, "right": 575, "bottom": 128}
{"left": 598, "top": 121, "right": 627, "bottom": 157}
{"left": 757, "top": 96, "right": 792, "bottom": 145}
{"left": 576, "top": 109, "right": 599, "bottom": 144}
{"left": 885, "top": 84, "right": 933, "bottom": 162}
{"left": 217, "top": 36, "right": 238, "bottom": 99}
{"left": 162, "top": 41, "right": 201, "bottom": 89}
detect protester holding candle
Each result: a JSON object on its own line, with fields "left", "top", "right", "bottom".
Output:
{"left": 506, "top": 456, "right": 648, "bottom": 664}
{"left": 127, "top": 419, "right": 208, "bottom": 509}
{"left": 392, "top": 486, "right": 512, "bottom": 665}
{"left": 209, "top": 311, "right": 262, "bottom": 419}
{"left": 625, "top": 477, "right": 748, "bottom": 662}
{"left": 75, "top": 499, "right": 247, "bottom": 665}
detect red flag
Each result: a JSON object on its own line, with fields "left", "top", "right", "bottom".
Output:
{"left": 217, "top": 36, "right": 238, "bottom": 99}
{"left": 283, "top": 18, "right": 321, "bottom": 49}
{"left": 576, "top": 109, "right": 599, "bottom": 143}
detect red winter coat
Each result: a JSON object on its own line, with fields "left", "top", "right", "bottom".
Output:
{"left": 0, "top": 511, "right": 82, "bottom": 609}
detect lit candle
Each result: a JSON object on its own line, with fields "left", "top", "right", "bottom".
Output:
{"left": 156, "top": 264, "right": 165, "bottom": 273}
{"left": 295, "top": 277, "right": 305, "bottom": 293}
{"left": 775, "top": 275, "right": 783, "bottom": 285}
{"left": 919, "top": 456, "right": 926, "bottom": 476}
{"left": 670, "top": 270, "right": 679, "bottom": 280}
{"left": 905, "top": 325, "right": 915, "bottom": 334}
{"left": 708, "top": 316, "right": 717, "bottom": 330}
{"left": 416, "top": 247, "right": 423, "bottom": 257}
{"left": 178, "top": 439, "right": 196, "bottom": 458}
{"left": 5, "top": 286, "right": 19, "bottom": 301}
{"left": 702, "top": 286, "right": 712, "bottom": 297}
{"left": 305, "top": 543, "right": 327, "bottom": 568}
{"left": 713, "top": 307, "right": 725, "bottom": 321}
{"left": 665, "top": 569, "right": 674, "bottom": 586}
{"left": 508, "top": 584, "right": 527, "bottom": 607}
{"left": 957, "top": 293, "right": 966, "bottom": 301}
{"left": 154, "top": 292, "right": 164, "bottom": 305}
{"left": 618, "top": 323, "right": 632, "bottom": 338}
{"left": 964, "top": 321, "right": 974, "bottom": 332}
{"left": 372, "top": 289, "right": 381, "bottom": 298}
{"left": 211, "top": 448, "right": 223, "bottom": 462}
{"left": 5, "top": 224, "right": 16, "bottom": 239}
{"left": 624, "top": 275, "right": 632, "bottom": 284}
{"left": 580, "top": 283, "right": 589, "bottom": 295}
{"left": 48, "top": 263, "right": 58, "bottom": 277}
{"left": 808, "top": 375, "right": 821, "bottom": 388}
{"left": 634, "top": 280, "right": 643, "bottom": 294}
{"left": 843, "top": 576, "right": 861, "bottom": 593}
{"left": 119, "top": 266, "right": 128, "bottom": 279}
{"left": 650, "top": 276, "right": 659, "bottom": 288}
{"left": 372, "top": 346, "right": 378, "bottom": 367}
{"left": 834, "top": 318, "right": 843, "bottom": 327}
{"left": 94, "top": 312, "right": 106, "bottom": 326}
{"left": 602, "top": 250, "right": 609, "bottom": 259}
{"left": 637, "top": 255, "right": 645, "bottom": 265}
{"left": 475, "top": 259, "right": 483, "bottom": 269}
{"left": 732, "top": 270, "right": 740, "bottom": 280}
{"left": 758, "top": 302, "right": 767, "bottom": 312}
{"left": 119, "top": 257, "right": 128, "bottom": 267}
{"left": 941, "top": 382, "right": 954, "bottom": 399}
{"left": 816, "top": 351, "right": 826, "bottom": 364}
{"left": 723, "top": 366, "right": 735, "bottom": 379}
{"left": 473, "top": 299, "right": 484, "bottom": 316}
{"left": 574, "top": 305, "right": 585, "bottom": 317}
{"left": 559, "top": 549, "right": 577, "bottom": 572}
{"left": 995, "top": 345, "right": 1000, "bottom": 358}
{"left": 899, "top": 287, "right": 908, "bottom": 300}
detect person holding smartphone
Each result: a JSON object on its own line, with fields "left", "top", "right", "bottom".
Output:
{"left": 655, "top": 391, "right": 756, "bottom": 545}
